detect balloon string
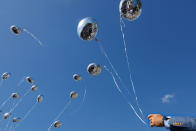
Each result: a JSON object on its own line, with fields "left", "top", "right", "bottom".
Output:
{"left": 23, "top": 28, "right": 43, "bottom": 46}
{"left": 23, "top": 102, "right": 37, "bottom": 121}
{"left": 47, "top": 100, "right": 71, "bottom": 131}
{"left": 9, "top": 89, "right": 31, "bottom": 113}
{"left": 0, "top": 80, "right": 4, "bottom": 88}
{"left": 17, "top": 77, "right": 25, "bottom": 87}
{"left": 12, "top": 102, "right": 38, "bottom": 131}
{"left": 4, "top": 117, "right": 11, "bottom": 131}
{"left": 8, "top": 124, "right": 14, "bottom": 131}
{"left": 98, "top": 42, "right": 129, "bottom": 93}
{"left": 70, "top": 80, "right": 87, "bottom": 115}
{"left": 0, "top": 96, "right": 11, "bottom": 109}
{"left": 104, "top": 66, "right": 146, "bottom": 124}
{"left": 120, "top": 17, "right": 148, "bottom": 129}
{"left": 97, "top": 42, "right": 145, "bottom": 125}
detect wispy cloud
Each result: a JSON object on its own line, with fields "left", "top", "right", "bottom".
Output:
{"left": 161, "top": 94, "right": 175, "bottom": 103}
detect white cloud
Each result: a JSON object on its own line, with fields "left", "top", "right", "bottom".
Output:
{"left": 161, "top": 94, "right": 175, "bottom": 103}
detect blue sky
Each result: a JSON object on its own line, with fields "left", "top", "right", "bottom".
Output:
{"left": 0, "top": 0, "right": 196, "bottom": 131}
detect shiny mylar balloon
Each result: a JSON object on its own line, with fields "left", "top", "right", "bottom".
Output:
{"left": 11, "top": 93, "right": 20, "bottom": 99}
{"left": 87, "top": 63, "right": 101, "bottom": 76}
{"left": 54, "top": 121, "right": 61, "bottom": 128}
{"left": 119, "top": 0, "right": 142, "bottom": 21}
{"left": 1, "top": 72, "right": 11, "bottom": 80}
{"left": 13, "top": 117, "right": 20, "bottom": 123}
{"left": 10, "top": 25, "right": 22, "bottom": 35}
{"left": 73, "top": 74, "right": 82, "bottom": 81}
{"left": 37, "top": 95, "right": 43, "bottom": 103}
{"left": 77, "top": 17, "right": 98, "bottom": 41}
{"left": 70, "top": 91, "right": 78, "bottom": 99}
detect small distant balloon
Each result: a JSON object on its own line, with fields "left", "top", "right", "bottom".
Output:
{"left": 70, "top": 91, "right": 78, "bottom": 99}
{"left": 26, "top": 77, "right": 34, "bottom": 84}
{"left": 54, "top": 121, "right": 62, "bottom": 128}
{"left": 4, "top": 112, "right": 10, "bottom": 119}
{"left": 73, "top": 74, "right": 82, "bottom": 81}
{"left": 10, "top": 25, "right": 22, "bottom": 35}
{"left": 12, "top": 117, "right": 20, "bottom": 123}
{"left": 37, "top": 95, "right": 43, "bottom": 103}
{"left": 77, "top": 17, "right": 98, "bottom": 41}
{"left": 31, "top": 85, "right": 38, "bottom": 91}
{"left": 119, "top": 0, "right": 142, "bottom": 21}
{"left": 11, "top": 93, "right": 20, "bottom": 99}
{"left": 87, "top": 63, "right": 101, "bottom": 76}
{"left": 1, "top": 72, "right": 11, "bottom": 80}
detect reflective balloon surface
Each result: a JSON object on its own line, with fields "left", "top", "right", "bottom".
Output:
{"left": 77, "top": 17, "right": 98, "bottom": 41}
{"left": 10, "top": 25, "right": 22, "bottom": 35}
{"left": 26, "top": 76, "right": 34, "bottom": 84}
{"left": 54, "top": 121, "right": 61, "bottom": 128}
{"left": 1, "top": 72, "right": 10, "bottom": 80}
{"left": 37, "top": 95, "right": 43, "bottom": 103}
{"left": 13, "top": 117, "right": 20, "bottom": 123}
{"left": 73, "top": 74, "right": 82, "bottom": 81}
{"left": 119, "top": 0, "right": 142, "bottom": 21}
{"left": 12, "top": 93, "right": 20, "bottom": 99}
{"left": 70, "top": 91, "right": 78, "bottom": 99}
{"left": 87, "top": 63, "right": 101, "bottom": 76}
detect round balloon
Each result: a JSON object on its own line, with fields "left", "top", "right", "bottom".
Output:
{"left": 13, "top": 117, "right": 20, "bottom": 123}
{"left": 87, "top": 63, "right": 101, "bottom": 76}
{"left": 26, "top": 76, "right": 34, "bottom": 84}
{"left": 31, "top": 85, "right": 38, "bottom": 91}
{"left": 10, "top": 25, "right": 22, "bottom": 35}
{"left": 1, "top": 72, "right": 10, "bottom": 80}
{"left": 4, "top": 112, "right": 10, "bottom": 119}
{"left": 54, "top": 121, "right": 61, "bottom": 128}
{"left": 119, "top": 0, "right": 142, "bottom": 21}
{"left": 73, "top": 74, "right": 82, "bottom": 81}
{"left": 70, "top": 91, "right": 78, "bottom": 99}
{"left": 12, "top": 93, "right": 20, "bottom": 99}
{"left": 77, "top": 17, "right": 98, "bottom": 41}
{"left": 37, "top": 95, "right": 43, "bottom": 103}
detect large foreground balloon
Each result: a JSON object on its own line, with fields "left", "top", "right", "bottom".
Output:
{"left": 119, "top": 0, "right": 142, "bottom": 21}
{"left": 77, "top": 17, "right": 98, "bottom": 41}
{"left": 10, "top": 25, "right": 22, "bottom": 35}
{"left": 87, "top": 63, "right": 101, "bottom": 76}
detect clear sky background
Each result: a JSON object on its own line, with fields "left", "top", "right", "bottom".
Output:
{"left": 0, "top": 0, "right": 196, "bottom": 131}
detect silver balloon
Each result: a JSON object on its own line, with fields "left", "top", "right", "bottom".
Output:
{"left": 12, "top": 117, "right": 20, "bottom": 123}
{"left": 11, "top": 93, "right": 20, "bottom": 99}
{"left": 119, "top": 0, "right": 142, "bottom": 21}
{"left": 77, "top": 17, "right": 98, "bottom": 41}
{"left": 4, "top": 112, "right": 10, "bottom": 119}
{"left": 31, "top": 85, "right": 38, "bottom": 91}
{"left": 1, "top": 72, "right": 10, "bottom": 80}
{"left": 54, "top": 121, "right": 62, "bottom": 128}
{"left": 70, "top": 91, "right": 78, "bottom": 99}
{"left": 73, "top": 74, "right": 82, "bottom": 81}
{"left": 10, "top": 25, "right": 22, "bottom": 35}
{"left": 87, "top": 63, "right": 101, "bottom": 76}
{"left": 26, "top": 76, "right": 34, "bottom": 84}
{"left": 37, "top": 95, "right": 43, "bottom": 103}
